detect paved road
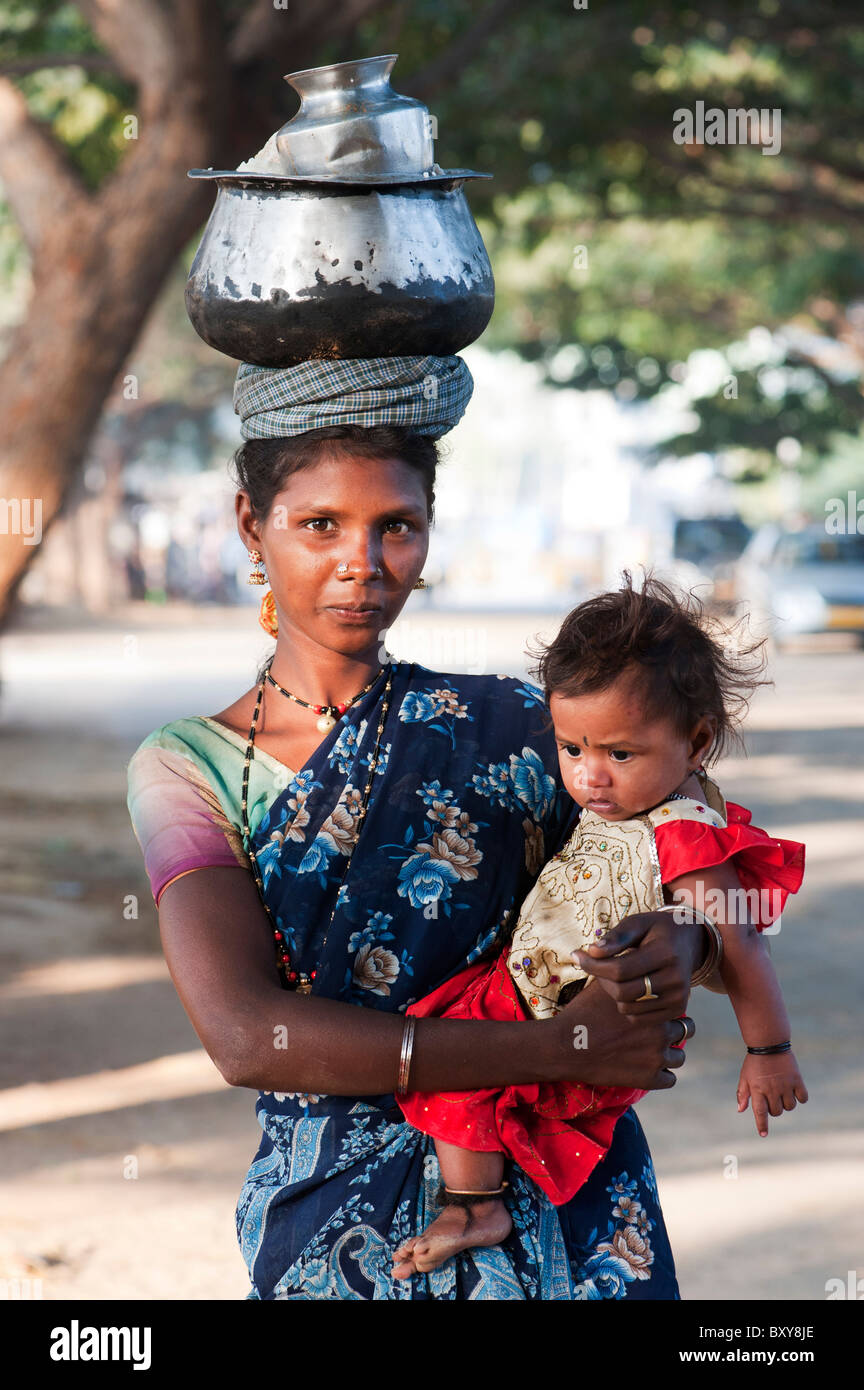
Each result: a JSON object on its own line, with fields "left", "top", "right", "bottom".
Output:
{"left": 0, "top": 605, "right": 861, "bottom": 1300}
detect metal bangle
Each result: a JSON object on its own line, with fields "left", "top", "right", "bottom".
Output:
{"left": 691, "top": 919, "right": 724, "bottom": 987}
{"left": 442, "top": 1182, "right": 510, "bottom": 1208}
{"left": 650, "top": 903, "right": 724, "bottom": 986}
{"left": 395, "top": 1015, "right": 417, "bottom": 1095}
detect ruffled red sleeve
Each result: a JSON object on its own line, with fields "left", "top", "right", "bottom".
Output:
{"left": 655, "top": 801, "right": 804, "bottom": 929}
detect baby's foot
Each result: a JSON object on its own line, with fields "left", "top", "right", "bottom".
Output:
{"left": 392, "top": 1198, "right": 512, "bottom": 1279}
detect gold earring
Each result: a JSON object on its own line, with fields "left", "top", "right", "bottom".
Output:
{"left": 413, "top": 577, "right": 427, "bottom": 590}
{"left": 248, "top": 549, "right": 267, "bottom": 585}
{"left": 259, "top": 590, "right": 278, "bottom": 637}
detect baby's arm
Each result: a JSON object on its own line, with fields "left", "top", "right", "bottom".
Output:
{"left": 667, "top": 860, "right": 808, "bottom": 1137}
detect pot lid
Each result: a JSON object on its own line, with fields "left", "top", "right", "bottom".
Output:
{"left": 188, "top": 53, "right": 491, "bottom": 185}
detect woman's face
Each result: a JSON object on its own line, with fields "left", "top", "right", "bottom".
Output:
{"left": 237, "top": 450, "right": 429, "bottom": 660}
{"left": 550, "top": 669, "right": 715, "bottom": 820}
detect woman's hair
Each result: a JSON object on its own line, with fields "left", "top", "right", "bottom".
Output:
{"left": 528, "top": 571, "right": 770, "bottom": 763}
{"left": 230, "top": 425, "right": 440, "bottom": 524}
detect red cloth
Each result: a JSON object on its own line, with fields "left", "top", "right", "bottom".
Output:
{"left": 398, "top": 804, "right": 805, "bottom": 1205}
{"left": 654, "top": 800, "right": 805, "bottom": 929}
{"left": 400, "top": 951, "right": 644, "bottom": 1204}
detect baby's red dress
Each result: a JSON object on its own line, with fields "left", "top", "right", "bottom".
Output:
{"left": 397, "top": 797, "right": 804, "bottom": 1205}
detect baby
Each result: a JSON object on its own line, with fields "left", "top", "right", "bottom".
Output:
{"left": 392, "top": 574, "right": 807, "bottom": 1279}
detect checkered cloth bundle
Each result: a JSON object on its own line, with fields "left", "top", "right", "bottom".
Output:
{"left": 233, "top": 354, "right": 473, "bottom": 440}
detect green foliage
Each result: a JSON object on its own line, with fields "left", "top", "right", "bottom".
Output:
{"left": 0, "top": 0, "right": 134, "bottom": 186}
{"left": 2, "top": 0, "right": 863, "bottom": 475}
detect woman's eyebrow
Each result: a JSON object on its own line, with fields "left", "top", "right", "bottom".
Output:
{"left": 288, "top": 502, "right": 427, "bottom": 516}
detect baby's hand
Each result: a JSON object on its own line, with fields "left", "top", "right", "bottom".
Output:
{"left": 737, "top": 1050, "right": 808, "bottom": 1137}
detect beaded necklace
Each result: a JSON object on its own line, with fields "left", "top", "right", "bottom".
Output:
{"left": 240, "top": 654, "right": 397, "bottom": 994}
{"left": 266, "top": 664, "right": 384, "bottom": 733}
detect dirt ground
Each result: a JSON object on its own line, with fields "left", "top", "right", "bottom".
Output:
{"left": 0, "top": 603, "right": 861, "bottom": 1301}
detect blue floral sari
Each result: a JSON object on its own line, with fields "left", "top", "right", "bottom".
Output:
{"left": 235, "top": 661, "right": 680, "bottom": 1300}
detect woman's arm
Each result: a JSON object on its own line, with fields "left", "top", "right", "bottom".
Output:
{"left": 158, "top": 866, "right": 705, "bottom": 1095}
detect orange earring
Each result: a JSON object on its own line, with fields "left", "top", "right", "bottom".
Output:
{"left": 259, "top": 590, "right": 278, "bottom": 637}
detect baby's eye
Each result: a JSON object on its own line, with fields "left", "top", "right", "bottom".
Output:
{"left": 610, "top": 749, "right": 632, "bottom": 762}
{"left": 561, "top": 745, "right": 582, "bottom": 758}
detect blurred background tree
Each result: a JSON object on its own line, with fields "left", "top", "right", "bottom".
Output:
{"left": 1, "top": 0, "right": 862, "bottom": 622}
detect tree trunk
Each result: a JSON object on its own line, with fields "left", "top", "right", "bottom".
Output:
{"left": 0, "top": 163, "right": 213, "bottom": 624}
{"left": 0, "top": 0, "right": 233, "bottom": 626}
{"left": 0, "top": 0, "right": 491, "bottom": 626}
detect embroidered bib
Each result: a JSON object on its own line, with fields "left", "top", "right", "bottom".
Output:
{"left": 508, "top": 784, "right": 726, "bottom": 1020}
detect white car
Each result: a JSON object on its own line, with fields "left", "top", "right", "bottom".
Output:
{"left": 735, "top": 525, "right": 864, "bottom": 647}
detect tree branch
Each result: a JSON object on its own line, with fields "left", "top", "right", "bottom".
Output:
{"left": 597, "top": 191, "right": 864, "bottom": 236}
{"left": 74, "top": 0, "right": 181, "bottom": 98}
{"left": 0, "top": 53, "right": 118, "bottom": 76}
{"left": 0, "top": 76, "right": 90, "bottom": 253}
{"left": 807, "top": 156, "right": 864, "bottom": 194}
{"left": 631, "top": 128, "right": 864, "bottom": 225}
{"left": 409, "top": 0, "right": 523, "bottom": 101}
{"left": 297, "top": 0, "right": 394, "bottom": 52}
{"left": 228, "top": 0, "right": 307, "bottom": 68}
{"left": 229, "top": 0, "right": 391, "bottom": 68}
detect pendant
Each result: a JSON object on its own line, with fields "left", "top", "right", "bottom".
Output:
{"left": 296, "top": 976, "right": 313, "bottom": 996}
{"left": 316, "top": 713, "right": 336, "bottom": 733}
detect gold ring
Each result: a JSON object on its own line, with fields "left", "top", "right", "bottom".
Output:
{"left": 636, "top": 974, "right": 659, "bottom": 1001}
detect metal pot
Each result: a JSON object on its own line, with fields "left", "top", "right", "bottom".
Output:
{"left": 184, "top": 55, "right": 494, "bottom": 366}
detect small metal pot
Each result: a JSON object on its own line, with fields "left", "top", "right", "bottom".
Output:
{"left": 184, "top": 55, "right": 494, "bottom": 366}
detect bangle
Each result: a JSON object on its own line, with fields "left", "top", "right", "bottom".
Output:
{"left": 747, "top": 1041, "right": 791, "bottom": 1055}
{"left": 650, "top": 903, "right": 724, "bottom": 986}
{"left": 691, "top": 919, "right": 723, "bottom": 987}
{"left": 396, "top": 1016, "right": 416, "bottom": 1095}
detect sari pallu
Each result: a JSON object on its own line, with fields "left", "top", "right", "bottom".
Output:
{"left": 236, "top": 661, "right": 679, "bottom": 1300}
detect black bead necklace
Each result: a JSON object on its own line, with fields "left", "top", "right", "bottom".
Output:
{"left": 240, "top": 654, "right": 396, "bottom": 994}
{"left": 266, "top": 663, "right": 385, "bottom": 733}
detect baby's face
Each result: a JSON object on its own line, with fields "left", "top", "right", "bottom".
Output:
{"left": 550, "top": 674, "right": 709, "bottom": 821}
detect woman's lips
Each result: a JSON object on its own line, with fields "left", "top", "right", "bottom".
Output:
{"left": 325, "top": 605, "right": 382, "bottom": 625}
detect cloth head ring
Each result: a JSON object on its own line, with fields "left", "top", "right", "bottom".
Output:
{"left": 234, "top": 354, "right": 474, "bottom": 441}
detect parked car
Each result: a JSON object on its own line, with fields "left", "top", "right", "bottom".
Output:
{"left": 734, "top": 525, "right": 864, "bottom": 646}
{"left": 670, "top": 515, "right": 753, "bottom": 610}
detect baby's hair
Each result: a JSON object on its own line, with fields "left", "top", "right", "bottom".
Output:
{"left": 527, "top": 571, "right": 770, "bottom": 764}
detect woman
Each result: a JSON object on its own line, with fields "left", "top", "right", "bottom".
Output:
{"left": 127, "top": 360, "right": 712, "bottom": 1300}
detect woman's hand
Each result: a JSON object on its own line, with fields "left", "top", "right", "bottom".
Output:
{"left": 547, "top": 981, "right": 689, "bottom": 1091}
{"left": 536, "top": 906, "right": 706, "bottom": 1091}
{"left": 573, "top": 908, "right": 705, "bottom": 1017}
